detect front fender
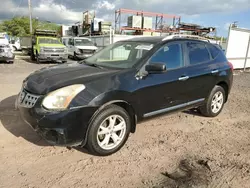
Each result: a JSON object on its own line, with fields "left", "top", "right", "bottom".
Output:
{"left": 69, "top": 90, "right": 135, "bottom": 109}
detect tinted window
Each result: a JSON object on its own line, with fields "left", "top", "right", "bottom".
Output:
{"left": 150, "top": 43, "right": 183, "bottom": 69}
{"left": 187, "top": 42, "right": 210, "bottom": 65}
{"left": 207, "top": 44, "right": 220, "bottom": 59}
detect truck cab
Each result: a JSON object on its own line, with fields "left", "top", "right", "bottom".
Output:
{"left": 31, "top": 30, "right": 67, "bottom": 63}
{"left": 66, "top": 37, "right": 98, "bottom": 60}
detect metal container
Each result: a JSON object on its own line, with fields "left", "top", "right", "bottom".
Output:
{"left": 98, "top": 21, "right": 112, "bottom": 33}
{"left": 142, "top": 17, "right": 153, "bottom": 29}
{"left": 127, "top": 16, "right": 142, "bottom": 28}
{"left": 142, "top": 31, "right": 152, "bottom": 36}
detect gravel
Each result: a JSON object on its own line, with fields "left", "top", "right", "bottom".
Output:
{"left": 0, "top": 57, "right": 250, "bottom": 188}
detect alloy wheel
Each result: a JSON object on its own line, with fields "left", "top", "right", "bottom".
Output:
{"left": 97, "top": 115, "right": 126, "bottom": 150}
{"left": 211, "top": 91, "right": 224, "bottom": 114}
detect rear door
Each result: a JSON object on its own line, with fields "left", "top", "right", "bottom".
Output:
{"left": 183, "top": 41, "right": 218, "bottom": 102}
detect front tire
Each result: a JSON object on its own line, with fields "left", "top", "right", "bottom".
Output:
{"left": 200, "top": 85, "right": 225, "bottom": 117}
{"left": 36, "top": 52, "right": 40, "bottom": 64}
{"left": 30, "top": 52, "right": 36, "bottom": 61}
{"left": 86, "top": 105, "right": 131, "bottom": 156}
{"left": 73, "top": 52, "right": 78, "bottom": 60}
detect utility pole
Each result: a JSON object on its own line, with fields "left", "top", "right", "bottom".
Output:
{"left": 28, "top": 0, "right": 33, "bottom": 34}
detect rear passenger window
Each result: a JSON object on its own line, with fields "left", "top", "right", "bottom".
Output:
{"left": 187, "top": 42, "right": 210, "bottom": 65}
{"left": 207, "top": 44, "right": 220, "bottom": 59}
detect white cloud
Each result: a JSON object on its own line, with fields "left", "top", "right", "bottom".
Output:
{"left": 96, "top": 1, "right": 115, "bottom": 10}
{"left": 1, "top": 0, "right": 250, "bottom": 25}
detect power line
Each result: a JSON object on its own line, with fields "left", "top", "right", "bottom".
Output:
{"left": 28, "top": 0, "right": 33, "bottom": 34}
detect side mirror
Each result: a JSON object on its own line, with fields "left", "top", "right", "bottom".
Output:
{"left": 145, "top": 63, "right": 166, "bottom": 73}
{"left": 94, "top": 42, "right": 97, "bottom": 46}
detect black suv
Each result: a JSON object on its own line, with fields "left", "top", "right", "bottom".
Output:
{"left": 17, "top": 36, "right": 233, "bottom": 156}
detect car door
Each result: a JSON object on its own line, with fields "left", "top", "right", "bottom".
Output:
{"left": 136, "top": 41, "right": 191, "bottom": 117}
{"left": 182, "top": 41, "right": 218, "bottom": 102}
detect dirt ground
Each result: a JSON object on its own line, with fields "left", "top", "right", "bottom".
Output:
{"left": 0, "top": 57, "right": 250, "bottom": 188}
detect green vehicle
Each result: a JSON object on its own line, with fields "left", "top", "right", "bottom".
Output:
{"left": 31, "top": 30, "right": 67, "bottom": 63}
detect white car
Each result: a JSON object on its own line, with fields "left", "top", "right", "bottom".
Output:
{"left": 65, "top": 37, "right": 98, "bottom": 60}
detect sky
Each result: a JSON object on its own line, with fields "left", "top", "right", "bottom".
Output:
{"left": 1, "top": 0, "right": 250, "bottom": 36}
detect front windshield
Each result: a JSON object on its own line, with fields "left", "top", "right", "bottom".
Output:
{"left": 38, "top": 38, "right": 61, "bottom": 44}
{"left": 84, "top": 41, "right": 154, "bottom": 69}
{"left": 74, "top": 39, "right": 94, "bottom": 46}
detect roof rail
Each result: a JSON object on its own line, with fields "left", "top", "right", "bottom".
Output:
{"left": 162, "top": 34, "right": 210, "bottom": 42}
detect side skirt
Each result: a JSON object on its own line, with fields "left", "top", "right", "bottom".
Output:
{"left": 143, "top": 98, "right": 205, "bottom": 118}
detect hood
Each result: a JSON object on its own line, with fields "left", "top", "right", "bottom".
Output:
{"left": 24, "top": 62, "right": 119, "bottom": 95}
{"left": 75, "top": 46, "right": 98, "bottom": 50}
{"left": 39, "top": 43, "right": 65, "bottom": 48}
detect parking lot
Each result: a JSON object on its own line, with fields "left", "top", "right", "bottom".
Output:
{"left": 0, "top": 55, "right": 250, "bottom": 188}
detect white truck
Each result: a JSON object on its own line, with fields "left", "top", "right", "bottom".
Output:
{"left": 63, "top": 37, "right": 98, "bottom": 60}
{"left": 9, "top": 38, "right": 21, "bottom": 51}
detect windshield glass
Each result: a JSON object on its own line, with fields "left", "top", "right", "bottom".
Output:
{"left": 38, "top": 38, "right": 61, "bottom": 44}
{"left": 74, "top": 39, "right": 94, "bottom": 46}
{"left": 84, "top": 41, "right": 154, "bottom": 69}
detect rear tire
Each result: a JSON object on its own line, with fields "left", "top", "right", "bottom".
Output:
{"left": 199, "top": 85, "right": 225, "bottom": 117}
{"left": 86, "top": 104, "right": 131, "bottom": 156}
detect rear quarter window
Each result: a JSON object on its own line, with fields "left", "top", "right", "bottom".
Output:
{"left": 206, "top": 44, "right": 221, "bottom": 59}
{"left": 187, "top": 41, "right": 211, "bottom": 65}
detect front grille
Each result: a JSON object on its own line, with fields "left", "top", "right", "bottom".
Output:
{"left": 0, "top": 48, "right": 4, "bottom": 53}
{"left": 18, "top": 89, "right": 39, "bottom": 108}
{"left": 79, "top": 49, "right": 95, "bottom": 54}
{"left": 43, "top": 48, "right": 65, "bottom": 53}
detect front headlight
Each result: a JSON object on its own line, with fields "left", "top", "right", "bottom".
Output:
{"left": 42, "top": 84, "right": 85, "bottom": 110}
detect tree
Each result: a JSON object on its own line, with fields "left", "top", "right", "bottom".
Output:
{"left": 0, "top": 16, "right": 61, "bottom": 37}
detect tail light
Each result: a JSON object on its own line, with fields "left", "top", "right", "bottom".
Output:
{"left": 228, "top": 62, "right": 234, "bottom": 71}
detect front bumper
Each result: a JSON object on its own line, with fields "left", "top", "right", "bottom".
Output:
{"left": 0, "top": 54, "right": 15, "bottom": 61}
{"left": 16, "top": 95, "right": 98, "bottom": 147}
{"left": 38, "top": 53, "right": 67, "bottom": 61}
{"left": 75, "top": 53, "right": 94, "bottom": 60}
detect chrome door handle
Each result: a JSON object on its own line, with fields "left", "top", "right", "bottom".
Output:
{"left": 178, "top": 76, "right": 189, "bottom": 81}
{"left": 211, "top": 70, "right": 219, "bottom": 74}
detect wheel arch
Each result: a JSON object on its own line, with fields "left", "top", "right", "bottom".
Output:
{"left": 216, "top": 81, "right": 229, "bottom": 102}
{"left": 81, "top": 100, "right": 137, "bottom": 147}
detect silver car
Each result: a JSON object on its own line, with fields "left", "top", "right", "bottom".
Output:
{"left": 0, "top": 44, "right": 15, "bottom": 64}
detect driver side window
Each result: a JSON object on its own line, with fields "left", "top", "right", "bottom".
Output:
{"left": 149, "top": 43, "right": 183, "bottom": 70}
